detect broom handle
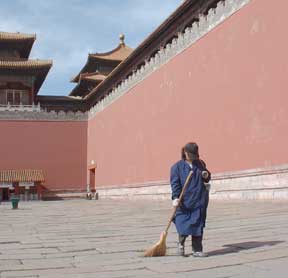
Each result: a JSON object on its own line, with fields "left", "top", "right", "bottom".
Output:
{"left": 165, "top": 170, "right": 193, "bottom": 234}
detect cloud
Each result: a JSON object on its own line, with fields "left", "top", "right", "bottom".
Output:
{"left": 0, "top": 0, "right": 182, "bottom": 95}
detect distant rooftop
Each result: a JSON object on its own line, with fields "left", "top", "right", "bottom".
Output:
{"left": 71, "top": 34, "right": 133, "bottom": 83}
{"left": 0, "top": 31, "right": 36, "bottom": 41}
{"left": 0, "top": 31, "right": 36, "bottom": 59}
{"left": 69, "top": 34, "right": 133, "bottom": 97}
{"left": 89, "top": 34, "right": 133, "bottom": 62}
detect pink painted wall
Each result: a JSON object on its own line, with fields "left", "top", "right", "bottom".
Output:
{"left": 87, "top": 0, "right": 288, "bottom": 187}
{"left": 0, "top": 121, "right": 87, "bottom": 191}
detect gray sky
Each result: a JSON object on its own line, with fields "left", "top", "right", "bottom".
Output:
{"left": 0, "top": 0, "right": 182, "bottom": 96}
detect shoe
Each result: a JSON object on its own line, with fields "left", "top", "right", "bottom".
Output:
{"left": 192, "top": 251, "right": 208, "bottom": 257}
{"left": 177, "top": 243, "right": 185, "bottom": 256}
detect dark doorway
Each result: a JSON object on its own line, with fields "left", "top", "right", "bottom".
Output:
{"left": 89, "top": 168, "right": 96, "bottom": 192}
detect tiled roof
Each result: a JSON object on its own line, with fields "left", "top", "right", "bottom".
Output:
{"left": 0, "top": 31, "right": 36, "bottom": 41}
{"left": 0, "top": 169, "right": 45, "bottom": 183}
{"left": 81, "top": 72, "right": 107, "bottom": 82}
{"left": 90, "top": 43, "right": 133, "bottom": 61}
{"left": 71, "top": 35, "right": 133, "bottom": 83}
{"left": 69, "top": 72, "right": 107, "bottom": 97}
{"left": 0, "top": 59, "right": 52, "bottom": 69}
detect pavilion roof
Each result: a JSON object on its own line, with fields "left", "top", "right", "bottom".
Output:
{"left": 0, "top": 59, "right": 52, "bottom": 69}
{"left": 0, "top": 31, "right": 36, "bottom": 58}
{"left": 0, "top": 169, "right": 45, "bottom": 183}
{"left": 71, "top": 34, "right": 133, "bottom": 83}
{"left": 0, "top": 59, "right": 52, "bottom": 94}
{"left": 89, "top": 43, "right": 133, "bottom": 62}
{"left": 0, "top": 31, "right": 36, "bottom": 41}
{"left": 69, "top": 71, "right": 108, "bottom": 97}
{"left": 69, "top": 72, "right": 106, "bottom": 97}
{"left": 80, "top": 72, "right": 107, "bottom": 82}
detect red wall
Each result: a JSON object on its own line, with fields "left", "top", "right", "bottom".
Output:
{"left": 87, "top": 0, "right": 288, "bottom": 187}
{"left": 0, "top": 120, "right": 87, "bottom": 191}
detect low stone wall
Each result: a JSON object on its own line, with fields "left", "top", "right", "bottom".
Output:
{"left": 41, "top": 164, "right": 288, "bottom": 200}
{"left": 42, "top": 190, "right": 86, "bottom": 200}
{"left": 96, "top": 164, "right": 288, "bottom": 200}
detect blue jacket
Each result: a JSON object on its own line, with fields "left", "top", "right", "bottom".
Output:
{"left": 170, "top": 159, "right": 211, "bottom": 236}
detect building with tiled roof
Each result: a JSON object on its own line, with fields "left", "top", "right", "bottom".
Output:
{"left": 0, "top": 31, "right": 36, "bottom": 58}
{"left": 0, "top": 31, "right": 52, "bottom": 105}
{"left": 69, "top": 34, "right": 133, "bottom": 97}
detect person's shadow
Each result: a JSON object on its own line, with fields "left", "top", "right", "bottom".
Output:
{"left": 208, "top": 241, "right": 285, "bottom": 256}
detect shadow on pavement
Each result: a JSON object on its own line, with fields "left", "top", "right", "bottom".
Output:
{"left": 208, "top": 240, "right": 285, "bottom": 256}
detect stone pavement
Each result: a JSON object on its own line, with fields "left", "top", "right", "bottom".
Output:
{"left": 0, "top": 199, "right": 287, "bottom": 278}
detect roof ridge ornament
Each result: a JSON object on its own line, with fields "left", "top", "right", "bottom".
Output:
{"left": 119, "top": 33, "right": 125, "bottom": 45}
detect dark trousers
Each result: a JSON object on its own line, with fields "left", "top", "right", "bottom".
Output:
{"left": 178, "top": 234, "right": 203, "bottom": 252}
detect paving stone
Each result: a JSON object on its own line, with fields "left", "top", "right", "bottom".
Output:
{"left": 0, "top": 199, "right": 287, "bottom": 277}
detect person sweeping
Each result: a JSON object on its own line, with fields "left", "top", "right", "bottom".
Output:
{"left": 171, "top": 142, "right": 211, "bottom": 257}
{"left": 144, "top": 142, "right": 210, "bottom": 257}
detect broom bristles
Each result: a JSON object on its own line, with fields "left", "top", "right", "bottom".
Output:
{"left": 144, "top": 231, "right": 167, "bottom": 257}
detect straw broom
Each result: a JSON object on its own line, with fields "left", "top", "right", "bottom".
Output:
{"left": 144, "top": 170, "right": 193, "bottom": 257}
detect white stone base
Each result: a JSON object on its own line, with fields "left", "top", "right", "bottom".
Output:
{"left": 96, "top": 164, "right": 288, "bottom": 200}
